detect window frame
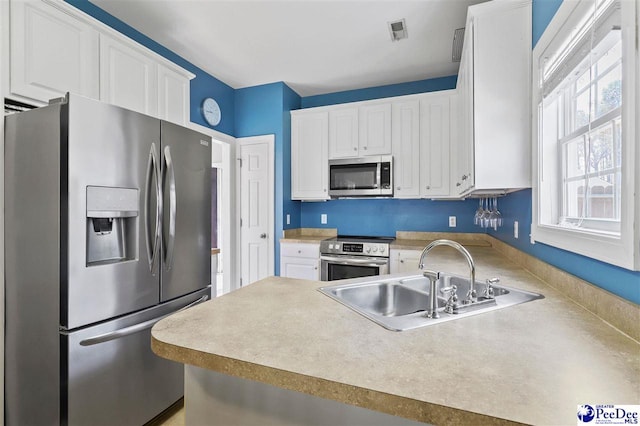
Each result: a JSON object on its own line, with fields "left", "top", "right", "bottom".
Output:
{"left": 531, "top": 0, "right": 639, "bottom": 271}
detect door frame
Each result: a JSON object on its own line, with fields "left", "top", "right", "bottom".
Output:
{"left": 188, "top": 122, "right": 237, "bottom": 294}
{"left": 236, "top": 135, "right": 275, "bottom": 287}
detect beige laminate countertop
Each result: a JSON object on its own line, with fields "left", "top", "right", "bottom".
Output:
{"left": 152, "top": 246, "right": 640, "bottom": 425}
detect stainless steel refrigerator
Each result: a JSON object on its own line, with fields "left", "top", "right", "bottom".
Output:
{"left": 4, "top": 93, "right": 211, "bottom": 425}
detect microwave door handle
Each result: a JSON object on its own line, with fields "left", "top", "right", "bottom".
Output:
{"left": 163, "top": 146, "right": 176, "bottom": 271}
{"left": 376, "top": 162, "right": 381, "bottom": 189}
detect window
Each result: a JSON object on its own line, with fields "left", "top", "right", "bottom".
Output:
{"left": 532, "top": 0, "right": 638, "bottom": 270}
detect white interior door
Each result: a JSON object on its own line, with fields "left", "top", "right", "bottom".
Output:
{"left": 238, "top": 136, "right": 274, "bottom": 287}
{"left": 188, "top": 122, "right": 237, "bottom": 295}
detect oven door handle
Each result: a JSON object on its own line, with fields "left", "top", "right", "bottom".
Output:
{"left": 320, "top": 255, "right": 388, "bottom": 266}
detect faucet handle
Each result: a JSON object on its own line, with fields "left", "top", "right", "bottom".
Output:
{"left": 484, "top": 278, "right": 499, "bottom": 299}
{"left": 440, "top": 285, "right": 459, "bottom": 314}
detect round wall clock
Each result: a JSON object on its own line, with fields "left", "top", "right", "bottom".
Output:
{"left": 201, "top": 97, "right": 221, "bottom": 126}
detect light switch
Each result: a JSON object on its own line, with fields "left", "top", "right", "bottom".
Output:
{"left": 321, "top": 214, "right": 327, "bottom": 224}
{"left": 286, "top": 214, "right": 290, "bottom": 225}
{"left": 449, "top": 216, "right": 456, "bottom": 227}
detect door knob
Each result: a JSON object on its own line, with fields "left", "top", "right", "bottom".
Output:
{"left": 260, "top": 233, "right": 267, "bottom": 239}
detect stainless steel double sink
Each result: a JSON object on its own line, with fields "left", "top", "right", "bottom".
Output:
{"left": 319, "top": 273, "right": 544, "bottom": 331}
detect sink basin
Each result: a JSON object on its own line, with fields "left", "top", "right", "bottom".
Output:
{"left": 319, "top": 273, "right": 544, "bottom": 331}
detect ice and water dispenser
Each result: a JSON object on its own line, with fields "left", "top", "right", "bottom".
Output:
{"left": 86, "top": 186, "right": 138, "bottom": 265}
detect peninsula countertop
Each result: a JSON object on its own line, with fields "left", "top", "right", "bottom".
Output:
{"left": 151, "top": 246, "right": 640, "bottom": 425}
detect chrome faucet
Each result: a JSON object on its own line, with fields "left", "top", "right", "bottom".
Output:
{"left": 418, "top": 239, "right": 477, "bottom": 304}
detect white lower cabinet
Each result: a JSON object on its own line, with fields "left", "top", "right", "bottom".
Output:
{"left": 389, "top": 249, "right": 422, "bottom": 275}
{"left": 280, "top": 243, "right": 320, "bottom": 281}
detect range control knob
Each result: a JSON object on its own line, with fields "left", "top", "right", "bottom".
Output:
{"left": 372, "top": 246, "right": 378, "bottom": 253}
{"left": 379, "top": 245, "right": 386, "bottom": 254}
{"left": 366, "top": 246, "right": 372, "bottom": 253}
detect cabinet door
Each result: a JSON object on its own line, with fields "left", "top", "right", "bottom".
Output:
{"left": 158, "top": 65, "right": 190, "bottom": 125}
{"left": 389, "top": 250, "right": 422, "bottom": 274}
{"left": 100, "top": 34, "right": 158, "bottom": 116}
{"left": 280, "top": 243, "right": 320, "bottom": 280}
{"left": 280, "top": 257, "right": 319, "bottom": 280}
{"left": 359, "top": 103, "right": 392, "bottom": 155}
{"left": 329, "top": 107, "right": 358, "bottom": 158}
{"left": 291, "top": 112, "right": 329, "bottom": 200}
{"left": 454, "top": 20, "right": 475, "bottom": 195}
{"left": 420, "top": 94, "right": 451, "bottom": 198}
{"left": 392, "top": 100, "right": 420, "bottom": 198}
{"left": 10, "top": 0, "right": 99, "bottom": 102}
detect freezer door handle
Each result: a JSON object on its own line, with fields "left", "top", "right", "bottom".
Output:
{"left": 163, "top": 146, "right": 176, "bottom": 271}
{"left": 145, "top": 143, "right": 162, "bottom": 274}
{"left": 78, "top": 295, "right": 209, "bottom": 346}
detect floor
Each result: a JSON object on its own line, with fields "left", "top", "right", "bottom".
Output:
{"left": 146, "top": 399, "right": 185, "bottom": 426}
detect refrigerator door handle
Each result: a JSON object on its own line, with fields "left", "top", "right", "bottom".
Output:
{"left": 145, "top": 143, "right": 162, "bottom": 273}
{"left": 78, "top": 295, "right": 209, "bottom": 346}
{"left": 163, "top": 146, "right": 177, "bottom": 270}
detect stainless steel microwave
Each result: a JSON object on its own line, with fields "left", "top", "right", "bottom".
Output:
{"left": 328, "top": 155, "right": 393, "bottom": 197}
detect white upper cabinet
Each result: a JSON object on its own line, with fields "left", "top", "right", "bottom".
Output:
{"left": 10, "top": 0, "right": 99, "bottom": 103}
{"left": 329, "top": 107, "right": 359, "bottom": 158}
{"left": 158, "top": 65, "right": 191, "bottom": 125}
{"left": 7, "top": 0, "right": 193, "bottom": 124}
{"left": 329, "top": 102, "right": 391, "bottom": 159}
{"left": 291, "top": 111, "right": 329, "bottom": 201}
{"left": 419, "top": 92, "right": 451, "bottom": 198}
{"left": 99, "top": 34, "right": 158, "bottom": 117}
{"left": 391, "top": 99, "right": 420, "bottom": 198}
{"left": 359, "top": 103, "right": 392, "bottom": 156}
{"left": 453, "top": 0, "right": 532, "bottom": 195}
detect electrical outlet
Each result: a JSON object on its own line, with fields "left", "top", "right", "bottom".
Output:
{"left": 514, "top": 221, "right": 519, "bottom": 239}
{"left": 449, "top": 216, "right": 456, "bottom": 227}
{"left": 286, "top": 214, "right": 290, "bottom": 225}
{"left": 321, "top": 214, "right": 327, "bottom": 224}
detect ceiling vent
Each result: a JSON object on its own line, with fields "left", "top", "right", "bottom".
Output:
{"left": 452, "top": 27, "right": 465, "bottom": 62}
{"left": 388, "top": 19, "right": 408, "bottom": 42}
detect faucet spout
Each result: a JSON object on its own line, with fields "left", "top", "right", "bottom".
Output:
{"left": 418, "top": 239, "right": 477, "bottom": 304}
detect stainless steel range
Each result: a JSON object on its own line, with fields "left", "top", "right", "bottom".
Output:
{"left": 320, "top": 236, "right": 394, "bottom": 281}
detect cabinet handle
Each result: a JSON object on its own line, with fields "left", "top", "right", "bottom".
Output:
{"left": 363, "top": 146, "right": 367, "bottom": 150}
{"left": 298, "top": 250, "right": 302, "bottom": 254}
{"left": 461, "top": 174, "right": 468, "bottom": 181}
{"left": 425, "top": 186, "right": 431, "bottom": 190}
{"left": 456, "top": 182, "right": 461, "bottom": 187}
{"left": 314, "top": 266, "right": 318, "bottom": 270}
{"left": 400, "top": 260, "right": 404, "bottom": 263}
{"left": 397, "top": 186, "right": 401, "bottom": 190}
{"left": 353, "top": 147, "right": 357, "bottom": 151}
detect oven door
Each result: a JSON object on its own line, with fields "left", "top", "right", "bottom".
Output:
{"left": 320, "top": 255, "right": 389, "bottom": 281}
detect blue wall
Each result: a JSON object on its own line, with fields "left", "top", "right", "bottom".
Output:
{"left": 301, "top": 199, "right": 480, "bottom": 237}
{"left": 486, "top": 0, "right": 640, "bottom": 305}
{"left": 235, "top": 83, "right": 301, "bottom": 276}
{"left": 302, "top": 76, "right": 458, "bottom": 108}
{"left": 70, "top": 0, "right": 236, "bottom": 135}
{"left": 298, "top": 76, "right": 482, "bottom": 237}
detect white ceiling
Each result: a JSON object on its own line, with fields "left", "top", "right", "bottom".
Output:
{"left": 91, "top": 0, "right": 488, "bottom": 97}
